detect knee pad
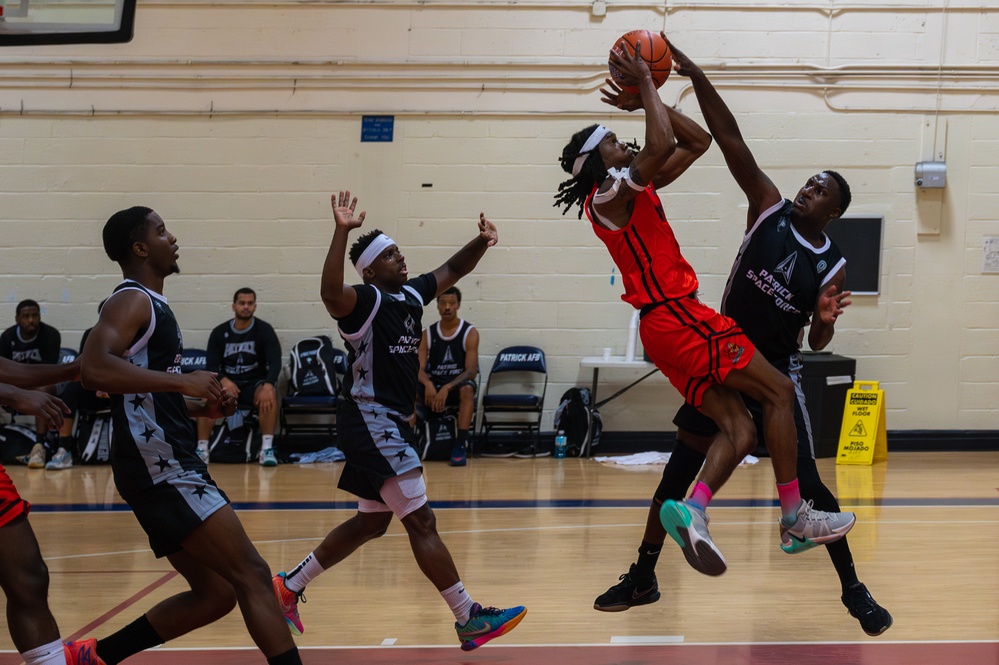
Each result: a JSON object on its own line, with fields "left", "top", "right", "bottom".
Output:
{"left": 378, "top": 470, "right": 428, "bottom": 520}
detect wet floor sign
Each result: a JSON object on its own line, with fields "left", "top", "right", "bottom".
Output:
{"left": 836, "top": 380, "right": 887, "bottom": 465}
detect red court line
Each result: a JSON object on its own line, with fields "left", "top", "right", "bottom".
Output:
{"left": 66, "top": 571, "right": 179, "bottom": 641}
{"left": 4, "top": 641, "right": 995, "bottom": 665}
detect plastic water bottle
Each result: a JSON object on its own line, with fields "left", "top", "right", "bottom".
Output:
{"left": 554, "top": 430, "right": 568, "bottom": 459}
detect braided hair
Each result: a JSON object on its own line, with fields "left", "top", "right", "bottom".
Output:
{"left": 553, "top": 125, "right": 639, "bottom": 219}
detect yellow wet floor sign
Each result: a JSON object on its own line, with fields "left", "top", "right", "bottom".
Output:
{"left": 836, "top": 380, "right": 887, "bottom": 465}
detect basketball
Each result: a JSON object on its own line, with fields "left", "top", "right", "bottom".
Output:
{"left": 608, "top": 30, "right": 672, "bottom": 94}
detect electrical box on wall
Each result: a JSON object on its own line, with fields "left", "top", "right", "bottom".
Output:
{"left": 915, "top": 161, "right": 946, "bottom": 188}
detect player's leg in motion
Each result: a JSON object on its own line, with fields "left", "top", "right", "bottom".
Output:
{"left": 72, "top": 507, "right": 302, "bottom": 665}
{"left": 275, "top": 470, "right": 526, "bottom": 650}
{"left": 594, "top": 439, "right": 706, "bottom": 610}
{"left": 720, "top": 353, "right": 855, "bottom": 552}
{"left": 0, "top": 513, "right": 71, "bottom": 665}
{"left": 658, "top": 385, "right": 756, "bottom": 576}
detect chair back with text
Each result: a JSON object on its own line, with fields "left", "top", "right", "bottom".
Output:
{"left": 180, "top": 347, "right": 207, "bottom": 373}
{"left": 478, "top": 346, "right": 547, "bottom": 456}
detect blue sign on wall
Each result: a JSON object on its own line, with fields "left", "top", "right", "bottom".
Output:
{"left": 361, "top": 115, "right": 394, "bottom": 142}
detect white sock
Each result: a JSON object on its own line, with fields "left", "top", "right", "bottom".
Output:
{"left": 261, "top": 435, "right": 274, "bottom": 451}
{"left": 442, "top": 580, "right": 475, "bottom": 624}
{"left": 22, "top": 639, "right": 67, "bottom": 665}
{"left": 284, "top": 552, "right": 326, "bottom": 593}
{"left": 197, "top": 439, "right": 208, "bottom": 451}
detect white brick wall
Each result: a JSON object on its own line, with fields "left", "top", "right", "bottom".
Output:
{"left": 0, "top": 1, "right": 997, "bottom": 431}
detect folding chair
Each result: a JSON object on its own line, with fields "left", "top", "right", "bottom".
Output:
{"left": 279, "top": 336, "right": 347, "bottom": 442}
{"left": 477, "top": 346, "right": 547, "bottom": 457}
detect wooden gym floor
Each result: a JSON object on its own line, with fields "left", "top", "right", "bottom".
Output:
{"left": 1, "top": 450, "right": 997, "bottom": 664}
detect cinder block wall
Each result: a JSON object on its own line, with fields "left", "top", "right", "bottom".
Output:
{"left": 1, "top": 1, "right": 996, "bottom": 431}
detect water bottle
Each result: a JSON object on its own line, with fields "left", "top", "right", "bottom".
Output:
{"left": 554, "top": 430, "right": 568, "bottom": 459}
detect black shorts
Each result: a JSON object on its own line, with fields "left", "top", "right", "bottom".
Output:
{"left": 115, "top": 462, "right": 230, "bottom": 558}
{"left": 233, "top": 379, "right": 266, "bottom": 409}
{"left": 672, "top": 365, "right": 816, "bottom": 459}
{"left": 335, "top": 400, "right": 423, "bottom": 502}
{"left": 418, "top": 378, "right": 476, "bottom": 409}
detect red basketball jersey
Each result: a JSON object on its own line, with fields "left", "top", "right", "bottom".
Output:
{"left": 586, "top": 185, "right": 699, "bottom": 308}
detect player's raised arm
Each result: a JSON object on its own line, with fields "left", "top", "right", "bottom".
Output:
{"left": 667, "top": 39, "right": 781, "bottom": 225}
{"left": 320, "top": 190, "right": 364, "bottom": 319}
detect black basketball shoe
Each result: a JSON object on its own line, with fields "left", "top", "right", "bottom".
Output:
{"left": 593, "top": 564, "right": 661, "bottom": 612}
{"left": 842, "top": 582, "right": 893, "bottom": 636}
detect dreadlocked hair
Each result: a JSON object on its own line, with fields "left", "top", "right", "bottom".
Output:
{"left": 553, "top": 125, "right": 640, "bottom": 219}
{"left": 554, "top": 124, "right": 607, "bottom": 219}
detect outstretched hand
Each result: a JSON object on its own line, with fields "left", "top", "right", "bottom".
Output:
{"left": 599, "top": 78, "right": 643, "bottom": 112}
{"left": 816, "top": 284, "right": 852, "bottom": 325}
{"left": 478, "top": 213, "right": 498, "bottom": 247}
{"left": 665, "top": 38, "right": 700, "bottom": 78}
{"left": 331, "top": 190, "right": 366, "bottom": 230}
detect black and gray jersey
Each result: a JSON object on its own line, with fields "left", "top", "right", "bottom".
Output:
{"left": 337, "top": 273, "right": 437, "bottom": 416}
{"left": 105, "top": 280, "right": 201, "bottom": 485}
{"left": 425, "top": 319, "right": 473, "bottom": 384}
{"left": 205, "top": 318, "right": 282, "bottom": 385}
{"left": 722, "top": 199, "right": 845, "bottom": 372}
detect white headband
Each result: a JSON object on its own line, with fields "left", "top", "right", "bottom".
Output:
{"left": 354, "top": 233, "right": 397, "bottom": 278}
{"left": 571, "top": 125, "right": 610, "bottom": 177}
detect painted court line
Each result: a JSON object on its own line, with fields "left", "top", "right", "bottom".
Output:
{"left": 65, "top": 571, "right": 178, "bottom": 641}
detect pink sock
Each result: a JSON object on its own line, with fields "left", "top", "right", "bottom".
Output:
{"left": 688, "top": 481, "right": 713, "bottom": 512}
{"left": 776, "top": 478, "right": 801, "bottom": 521}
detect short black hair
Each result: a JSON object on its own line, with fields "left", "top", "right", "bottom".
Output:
{"left": 824, "top": 170, "right": 852, "bottom": 216}
{"left": 349, "top": 228, "right": 385, "bottom": 267}
{"left": 233, "top": 287, "right": 256, "bottom": 303}
{"left": 438, "top": 286, "right": 462, "bottom": 304}
{"left": 15, "top": 299, "right": 39, "bottom": 317}
{"left": 103, "top": 206, "right": 154, "bottom": 264}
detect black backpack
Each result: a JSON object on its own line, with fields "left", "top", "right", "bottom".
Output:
{"left": 0, "top": 423, "right": 39, "bottom": 465}
{"left": 74, "top": 411, "right": 111, "bottom": 465}
{"left": 289, "top": 335, "right": 339, "bottom": 397}
{"left": 553, "top": 387, "right": 603, "bottom": 457}
{"left": 209, "top": 409, "right": 262, "bottom": 463}
{"left": 420, "top": 414, "right": 457, "bottom": 461}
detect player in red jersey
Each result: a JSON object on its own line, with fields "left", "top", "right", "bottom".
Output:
{"left": 0, "top": 357, "right": 85, "bottom": 665}
{"left": 554, "top": 33, "right": 855, "bottom": 577}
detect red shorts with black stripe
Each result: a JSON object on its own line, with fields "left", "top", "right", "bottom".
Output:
{"left": 639, "top": 295, "right": 756, "bottom": 409}
{"left": 0, "top": 463, "right": 30, "bottom": 528}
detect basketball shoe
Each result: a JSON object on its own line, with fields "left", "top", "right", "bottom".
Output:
{"left": 259, "top": 448, "right": 278, "bottom": 467}
{"left": 593, "top": 563, "right": 660, "bottom": 612}
{"left": 659, "top": 499, "right": 727, "bottom": 576}
{"left": 24, "top": 443, "right": 46, "bottom": 469}
{"left": 272, "top": 572, "right": 306, "bottom": 635}
{"left": 450, "top": 444, "right": 467, "bottom": 467}
{"left": 455, "top": 603, "right": 527, "bottom": 651}
{"left": 45, "top": 447, "right": 73, "bottom": 470}
{"left": 780, "top": 499, "right": 856, "bottom": 554}
{"left": 842, "top": 582, "right": 893, "bottom": 636}
{"left": 64, "top": 639, "right": 106, "bottom": 665}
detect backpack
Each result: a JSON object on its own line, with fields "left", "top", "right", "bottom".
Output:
{"left": 0, "top": 423, "right": 39, "bottom": 465}
{"left": 209, "top": 409, "right": 262, "bottom": 463}
{"left": 289, "top": 335, "right": 339, "bottom": 397}
{"left": 553, "top": 387, "right": 603, "bottom": 457}
{"left": 74, "top": 411, "right": 111, "bottom": 465}
{"left": 419, "top": 414, "right": 457, "bottom": 462}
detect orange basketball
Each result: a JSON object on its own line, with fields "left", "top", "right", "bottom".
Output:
{"left": 608, "top": 30, "right": 672, "bottom": 94}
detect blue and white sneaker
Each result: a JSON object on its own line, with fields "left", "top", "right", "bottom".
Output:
{"left": 259, "top": 448, "right": 278, "bottom": 467}
{"left": 455, "top": 603, "right": 526, "bottom": 651}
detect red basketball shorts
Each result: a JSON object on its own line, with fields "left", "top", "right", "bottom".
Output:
{"left": 0, "top": 463, "right": 30, "bottom": 528}
{"left": 640, "top": 295, "right": 756, "bottom": 409}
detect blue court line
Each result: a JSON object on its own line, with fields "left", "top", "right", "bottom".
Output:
{"left": 28, "top": 496, "right": 999, "bottom": 513}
